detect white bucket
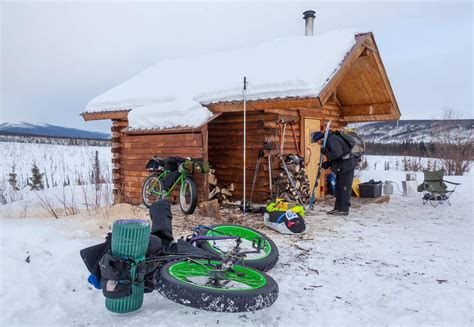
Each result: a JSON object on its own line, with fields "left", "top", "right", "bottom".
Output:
{"left": 402, "top": 180, "right": 417, "bottom": 197}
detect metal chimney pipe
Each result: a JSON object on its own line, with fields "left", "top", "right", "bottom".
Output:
{"left": 303, "top": 10, "right": 316, "bottom": 36}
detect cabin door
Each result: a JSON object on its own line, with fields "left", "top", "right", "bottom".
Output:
{"left": 303, "top": 118, "right": 322, "bottom": 198}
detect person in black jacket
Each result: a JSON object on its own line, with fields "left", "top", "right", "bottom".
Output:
{"left": 312, "top": 130, "right": 358, "bottom": 215}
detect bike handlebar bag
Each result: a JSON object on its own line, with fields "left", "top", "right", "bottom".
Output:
{"left": 164, "top": 156, "right": 185, "bottom": 171}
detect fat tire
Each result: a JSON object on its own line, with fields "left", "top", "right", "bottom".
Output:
{"left": 179, "top": 177, "right": 198, "bottom": 214}
{"left": 142, "top": 175, "right": 164, "bottom": 208}
{"left": 155, "top": 261, "right": 279, "bottom": 312}
{"left": 197, "top": 225, "right": 279, "bottom": 272}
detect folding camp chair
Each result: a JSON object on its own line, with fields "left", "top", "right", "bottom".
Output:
{"left": 417, "top": 170, "right": 460, "bottom": 207}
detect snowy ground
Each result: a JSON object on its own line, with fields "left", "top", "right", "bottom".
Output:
{"left": 1, "top": 166, "right": 473, "bottom": 326}
{"left": 0, "top": 141, "right": 111, "bottom": 203}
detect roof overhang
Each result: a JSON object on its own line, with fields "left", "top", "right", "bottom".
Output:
{"left": 123, "top": 113, "right": 222, "bottom": 135}
{"left": 81, "top": 110, "right": 130, "bottom": 121}
{"left": 82, "top": 32, "right": 400, "bottom": 125}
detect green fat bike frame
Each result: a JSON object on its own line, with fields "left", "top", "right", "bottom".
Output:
{"left": 148, "top": 169, "right": 189, "bottom": 198}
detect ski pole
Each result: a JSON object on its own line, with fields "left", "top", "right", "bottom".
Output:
{"left": 308, "top": 120, "right": 332, "bottom": 211}
{"left": 242, "top": 76, "right": 247, "bottom": 213}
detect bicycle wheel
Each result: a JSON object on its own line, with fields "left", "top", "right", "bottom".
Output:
{"left": 179, "top": 176, "right": 197, "bottom": 214}
{"left": 197, "top": 225, "right": 279, "bottom": 272}
{"left": 142, "top": 175, "right": 165, "bottom": 208}
{"left": 156, "top": 260, "right": 279, "bottom": 312}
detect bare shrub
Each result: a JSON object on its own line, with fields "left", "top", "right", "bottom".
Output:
{"left": 80, "top": 183, "right": 91, "bottom": 214}
{"left": 55, "top": 186, "right": 79, "bottom": 216}
{"left": 402, "top": 157, "right": 425, "bottom": 172}
{"left": 0, "top": 178, "right": 7, "bottom": 205}
{"left": 430, "top": 108, "right": 473, "bottom": 175}
{"left": 34, "top": 190, "right": 59, "bottom": 218}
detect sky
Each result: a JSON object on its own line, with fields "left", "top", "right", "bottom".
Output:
{"left": 1, "top": 1, "right": 473, "bottom": 132}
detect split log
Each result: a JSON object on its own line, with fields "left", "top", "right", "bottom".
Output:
{"left": 225, "top": 183, "right": 235, "bottom": 192}
{"left": 207, "top": 173, "right": 217, "bottom": 186}
{"left": 198, "top": 199, "right": 221, "bottom": 220}
{"left": 209, "top": 186, "right": 220, "bottom": 200}
{"left": 221, "top": 188, "right": 233, "bottom": 197}
{"left": 275, "top": 154, "right": 310, "bottom": 203}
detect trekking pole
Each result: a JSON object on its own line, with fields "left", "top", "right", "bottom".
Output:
{"left": 249, "top": 149, "right": 264, "bottom": 206}
{"left": 280, "top": 119, "right": 287, "bottom": 155}
{"left": 242, "top": 76, "right": 247, "bottom": 213}
{"left": 264, "top": 141, "right": 273, "bottom": 199}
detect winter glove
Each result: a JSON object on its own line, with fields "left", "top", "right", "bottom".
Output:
{"left": 322, "top": 161, "right": 331, "bottom": 169}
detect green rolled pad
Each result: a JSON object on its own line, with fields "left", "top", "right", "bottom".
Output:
{"left": 106, "top": 219, "right": 150, "bottom": 313}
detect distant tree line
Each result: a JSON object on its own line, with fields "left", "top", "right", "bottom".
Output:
{"left": 366, "top": 141, "right": 472, "bottom": 157}
{"left": 365, "top": 141, "right": 437, "bottom": 157}
{"left": 0, "top": 134, "right": 111, "bottom": 146}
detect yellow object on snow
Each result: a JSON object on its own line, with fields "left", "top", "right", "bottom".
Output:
{"left": 266, "top": 198, "right": 305, "bottom": 217}
{"left": 352, "top": 178, "right": 361, "bottom": 197}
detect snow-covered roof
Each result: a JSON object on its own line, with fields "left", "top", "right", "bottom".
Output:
{"left": 84, "top": 29, "right": 360, "bottom": 130}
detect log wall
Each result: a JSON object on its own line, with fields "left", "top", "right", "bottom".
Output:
{"left": 110, "top": 98, "right": 348, "bottom": 205}
{"left": 207, "top": 99, "right": 347, "bottom": 203}
{"left": 113, "top": 127, "right": 206, "bottom": 205}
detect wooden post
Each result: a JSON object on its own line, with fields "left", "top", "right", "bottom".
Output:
{"left": 111, "top": 119, "right": 128, "bottom": 204}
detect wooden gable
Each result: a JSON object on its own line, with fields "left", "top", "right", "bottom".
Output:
{"left": 319, "top": 33, "right": 400, "bottom": 122}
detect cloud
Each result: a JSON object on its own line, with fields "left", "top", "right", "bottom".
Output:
{"left": 1, "top": 1, "right": 472, "bottom": 131}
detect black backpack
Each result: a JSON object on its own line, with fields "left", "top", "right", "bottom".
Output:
{"left": 335, "top": 129, "right": 365, "bottom": 160}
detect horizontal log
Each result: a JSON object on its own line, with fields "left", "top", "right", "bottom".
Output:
{"left": 263, "top": 121, "right": 300, "bottom": 130}
{"left": 122, "top": 139, "right": 201, "bottom": 148}
{"left": 121, "top": 133, "right": 202, "bottom": 143}
{"left": 344, "top": 114, "right": 398, "bottom": 122}
{"left": 206, "top": 98, "right": 321, "bottom": 113}
{"left": 342, "top": 102, "right": 392, "bottom": 116}
{"left": 263, "top": 108, "right": 300, "bottom": 117}
{"left": 209, "top": 115, "right": 266, "bottom": 124}
{"left": 82, "top": 110, "right": 129, "bottom": 121}
{"left": 121, "top": 147, "right": 202, "bottom": 155}
{"left": 112, "top": 119, "right": 128, "bottom": 125}
{"left": 122, "top": 154, "right": 204, "bottom": 161}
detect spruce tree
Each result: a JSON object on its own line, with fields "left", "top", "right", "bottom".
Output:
{"left": 93, "top": 150, "right": 101, "bottom": 185}
{"left": 30, "top": 162, "right": 44, "bottom": 190}
{"left": 8, "top": 164, "right": 19, "bottom": 191}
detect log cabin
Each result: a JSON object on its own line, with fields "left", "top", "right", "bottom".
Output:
{"left": 81, "top": 12, "right": 400, "bottom": 205}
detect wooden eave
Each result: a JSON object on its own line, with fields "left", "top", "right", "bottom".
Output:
{"left": 318, "top": 32, "right": 401, "bottom": 122}
{"left": 123, "top": 113, "right": 222, "bottom": 135}
{"left": 318, "top": 33, "right": 372, "bottom": 105}
{"left": 205, "top": 97, "right": 322, "bottom": 113}
{"left": 81, "top": 110, "right": 130, "bottom": 121}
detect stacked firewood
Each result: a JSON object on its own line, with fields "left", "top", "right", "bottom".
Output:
{"left": 208, "top": 169, "right": 234, "bottom": 203}
{"left": 274, "top": 154, "right": 310, "bottom": 203}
